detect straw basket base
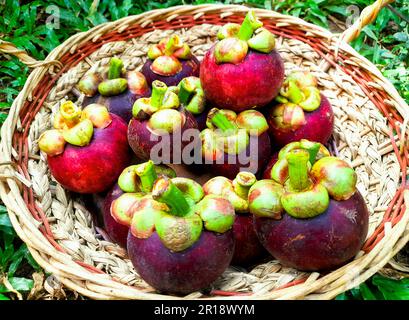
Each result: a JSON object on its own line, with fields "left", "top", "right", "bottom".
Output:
{"left": 1, "top": 6, "right": 408, "bottom": 300}
{"left": 22, "top": 25, "right": 404, "bottom": 299}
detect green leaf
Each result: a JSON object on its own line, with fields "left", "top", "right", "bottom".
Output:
{"left": 335, "top": 292, "right": 348, "bottom": 300}
{"left": 394, "top": 32, "right": 409, "bottom": 42}
{"left": 0, "top": 277, "right": 34, "bottom": 293}
{"left": 359, "top": 283, "right": 377, "bottom": 300}
{"left": 0, "top": 293, "right": 10, "bottom": 300}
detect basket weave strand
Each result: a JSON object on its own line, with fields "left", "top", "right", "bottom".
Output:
{"left": 0, "top": 4, "right": 408, "bottom": 300}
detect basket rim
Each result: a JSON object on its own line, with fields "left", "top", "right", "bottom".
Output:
{"left": 0, "top": 4, "right": 408, "bottom": 300}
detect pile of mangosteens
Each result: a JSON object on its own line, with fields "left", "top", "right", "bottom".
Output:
{"left": 38, "top": 10, "right": 369, "bottom": 296}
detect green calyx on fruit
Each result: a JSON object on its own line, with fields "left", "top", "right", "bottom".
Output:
{"left": 203, "top": 172, "right": 256, "bottom": 213}
{"left": 202, "top": 108, "right": 268, "bottom": 157}
{"left": 81, "top": 104, "right": 112, "bottom": 129}
{"left": 97, "top": 57, "right": 128, "bottom": 96}
{"left": 215, "top": 10, "right": 276, "bottom": 64}
{"left": 171, "top": 177, "right": 205, "bottom": 203}
{"left": 39, "top": 101, "right": 113, "bottom": 155}
{"left": 252, "top": 141, "right": 358, "bottom": 220}
{"left": 133, "top": 81, "right": 184, "bottom": 134}
{"left": 130, "top": 195, "right": 169, "bottom": 239}
{"left": 98, "top": 78, "right": 128, "bottom": 96}
{"left": 117, "top": 161, "right": 176, "bottom": 194}
{"left": 126, "top": 70, "right": 149, "bottom": 95}
{"left": 148, "top": 35, "right": 192, "bottom": 76}
{"left": 118, "top": 160, "right": 159, "bottom": 193}
{"left": 38, "top": 129, "right": 66, "bottom": 156}
{"left": 62, "top": 118, "right": 94, "bottom": 147}
{"left": 281, "top": 149, "right": 329, "bottom": 218}
{"left": 310, "top": 157, "right": 357, "bottom": 201}
{"left": 111, "top": 192, "right": 144, "bottom": 227}
{"left": 155, "top": 209, "right": 203, "bottom": 252}
{"left": 214, "top": 38, "right": 249, "bottom": 65}
{"left": 270, "top": 102, "right": 306, "bottom": 131}
{"left": 248, "top": 180, "right": 284, "bottom": 219}
{"left": 270, "top": 139, "right": 329, "bottom": 184}
{"left": 77, "top": 73, "right": 102, "bottom": 97}
{"left": 177, "top": 77, "right": 205, "bottom": 115}
{"left": 130, "top": 176, "right": 234, "bottom": 252}
{"left": 273, "top": 71, "right": 321, "bottom": 128}
{"left": 236, "top": 110, "right": 269, "bottom": 136}
{"left": 196, "top": 195, "right": 235, "bottom": 233}
{"left": 78, "top": 57, "right": 132, "bottom": 97}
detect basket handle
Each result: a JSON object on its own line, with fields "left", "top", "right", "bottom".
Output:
{"left": 340, "top": 0, "right": 394, "bottom": 43}
{"left": 0, "top": 39, "right": 62, "bottom": 69}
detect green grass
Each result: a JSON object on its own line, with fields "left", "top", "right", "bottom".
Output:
{"left": 0, "top": 205, "right": 41, "bottom": 300}
{"left": 0, "top": 0, "right": 408, "bottom": 300}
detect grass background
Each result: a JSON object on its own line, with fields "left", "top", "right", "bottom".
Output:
{"left": 0, "top": 0, "right": 408, "bottom": 299}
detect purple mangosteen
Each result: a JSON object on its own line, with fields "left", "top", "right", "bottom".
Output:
{"left": 200, "top": 108, "right": 272, "bottom": 179}
{"left": 104, "top": 161, "right": 176, "bottom": 248}
{"left": 127, "top": 176, "right": 235, "bottom": 295}
{"left": 78, "top": 57, "right": 151, "bottom": 123}
{"left": 248, "top": 141, "right": 369, "bottom": 271}
{"left": 203, "top": 172, "right": 268, "bottom": 266}
{"left": 266, "top": 71, "right": 334, "bottom": 146}
{"left": 39, "top": 102, "right": 131, "bottom": 194}
{"left": 128, "top": 80, "right": 198, "bottom": 164}
{"left": 142, "top": 35, "right": 200, "bottom": 87}
{"left": 200, "top": 11, "right": 284, "bottom": 112}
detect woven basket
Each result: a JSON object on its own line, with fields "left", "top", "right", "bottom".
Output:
{"left": 0, "top": 1, "right": 408, "bottom": 300}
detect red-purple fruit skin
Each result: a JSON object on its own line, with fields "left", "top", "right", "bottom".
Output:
{"left": 200, "top": 48, "right": 284, "bottom": 112}
{"left": 267, "top": 94, "right": 334, "bottom": 147}
{"left": 195, "top": 108, "right": 209, "bottom": 132}
{"left": 262, "top": 152, "right": 279, "bottom": 179}
{"left": 83, "top": 89, "right": 151, "bottom": 124}
{"left": 128, "top": 108, "right": 198, "bottom": 163}
{"left": 102, "top": 184, "right": 128, "bottom": 248}
{"left": 142, "top": 57, "right": 200, "bottom": 87}
{"left": 127, "top": 230, "right": 235, "bottom": 295}
{"left": 47, "top": 114, "right": 131, "bottom": 194}
{"left": 232, "top": 214, "right": 269, "bottom": 266}
{"left": 254, "top": 191, "right": 369, "bottom": 271}
{"left": 207, "top": 131, "right": 272, "bottom": 179}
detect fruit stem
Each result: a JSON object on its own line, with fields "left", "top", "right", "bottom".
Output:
{"left": 281, "top": 80, "right": 304, "bottom": 104}
{"left": 150, "top": 81, "right": 167, "bottom": 108}
{"left": 210, "top": 110, "right": 237, "bottom": 133}
{"left": 108, "top": 57, "right": 124, "bottom": 79}
{"left": 286, "top": 149, "right": 311, "bottom": 191}
{"left": 152, "top": 177, "right": 190, "bottom": 217}
{"left": 237, "top": 10, "right": 263, "bottom": 41}
{"left": 164, "top": 35, "right": 180, "bottom": 56}
{"left": 178, "top": 80, "right": 194, "bottom": 105}
{"left": 135, "top": 161, "right": 158, "bottom": 193}
{"left": 233, "top": 172, "right": 256, "bottom": 199}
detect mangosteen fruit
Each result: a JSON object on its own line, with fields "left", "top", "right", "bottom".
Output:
{"left": 128, "top": 80, "right": 198, "bottom": 164}
{"left": 104, "top": 161, "right": 176, "bottom": 248}
{"left": 262, "top": 139, "right": 330, "bottom": 180}
{"left": 78, "top": 57, "right": 151, "bottom": 123}
{"left": 200, "top": 108, "right": 271, "bottom": 179}
{"left": 248, "top": 141, "right": 369, "bottom": 271}
{"left": 200, "top": 10, "right": 284, "bottom": 112}
{"left": 127, "top": 176, "right": 235, "bottom": 295}
{"left": 203, "top": 172, "right": 268, "bottom": 266}
{"left": 38, "top": 102, "right": 131, "bottom": 193}
{"left": 266, "top": 71, "right": 334, "bottom": 146}
{"left": 141, "top": 35, "right": 200, "bottom": 87}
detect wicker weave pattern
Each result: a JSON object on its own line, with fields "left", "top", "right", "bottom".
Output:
{"left": 0, "top": 5, "right": 408, "bottom": 300}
